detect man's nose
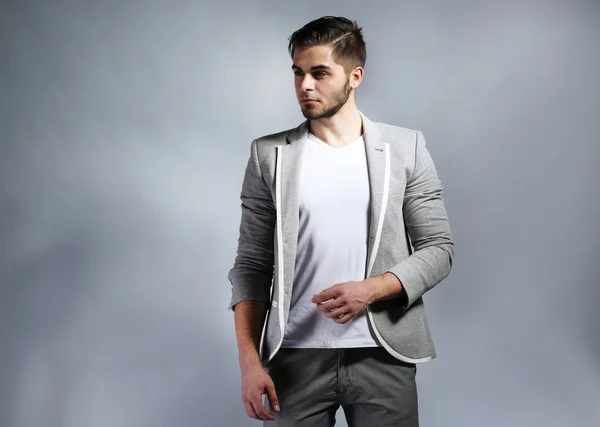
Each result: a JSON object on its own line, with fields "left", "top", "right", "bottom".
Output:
{"left": 300, "top": 75, "right": 315, "bottom": 91}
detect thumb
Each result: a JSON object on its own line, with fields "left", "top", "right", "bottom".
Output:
{"left": 265, "top": 380, "right": 280, "bottom": 412}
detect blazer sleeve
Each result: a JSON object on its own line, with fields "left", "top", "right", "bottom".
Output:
{"left": 227, "top": 140, "right": 276, "bottom": 310}
{"left": 386, "top": 130, "right": 454, "bottom": 310}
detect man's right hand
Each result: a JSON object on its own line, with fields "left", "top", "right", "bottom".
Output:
{"left": 241, "top": 362, "right": 280, "bottom": 421}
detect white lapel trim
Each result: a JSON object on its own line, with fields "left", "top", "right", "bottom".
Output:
{"left": 270, "top": 145, "right": 285, "bottom": 363}
{"left": 366, "top": 142, "right": 391, "bottom": 277}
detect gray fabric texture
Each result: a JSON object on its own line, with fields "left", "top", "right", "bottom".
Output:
{"left": 228, "top": 112, "right": 454, "bottom": 363}
{"left": 263, "top": 347, "right": 419, "bottom": 426}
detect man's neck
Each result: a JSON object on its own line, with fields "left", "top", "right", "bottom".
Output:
{"left": 308, "top": 105, "right": 363, "bottom": 148}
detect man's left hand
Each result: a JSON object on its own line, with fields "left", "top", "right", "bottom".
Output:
{"left": 311, "top": 281, "right": 374, "bottom": 324}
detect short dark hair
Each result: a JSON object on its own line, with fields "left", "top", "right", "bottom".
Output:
{"left": 287, "top": 16, "right": 367, "bottom": 72}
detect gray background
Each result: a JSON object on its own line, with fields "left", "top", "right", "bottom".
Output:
{"left": 1, "top": 0, "right": 599, "bottom": 426}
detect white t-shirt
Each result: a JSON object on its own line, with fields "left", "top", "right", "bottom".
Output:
{"left": 281, "top": 133, "right": 380, "bottom": 348}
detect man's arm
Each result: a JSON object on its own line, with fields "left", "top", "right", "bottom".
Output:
{"left": 227, "top": 139, "right": 275, "bottom": 310}
{"left": 228, "top": 140, "right": 279, "bottom": 421}
{"left": 233, "top": 300, "right": 268, "bottom": 368}
{"left": 375, "top": 130, "right": 454, "bottom": 309}
{"left": 233, "top": 300, "right": 280, "bottom": 420}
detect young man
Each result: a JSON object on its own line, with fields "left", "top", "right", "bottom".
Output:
{"left": 227, "top": 16, "right": 453, "bottom": 427}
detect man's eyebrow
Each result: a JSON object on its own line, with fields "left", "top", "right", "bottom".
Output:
{"left": 291, "top": 64, "right": 333, "bottom": 71}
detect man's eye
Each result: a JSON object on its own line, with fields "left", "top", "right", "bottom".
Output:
{"left": 313, "top": 72, "right": 326, "bottom": 77}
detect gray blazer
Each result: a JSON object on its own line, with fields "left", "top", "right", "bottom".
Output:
{"left": 228, "top": 111, "right": 453, "bottom": 364}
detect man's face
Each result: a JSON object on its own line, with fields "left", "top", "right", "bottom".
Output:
{"left": 292, "top": 45, "right": 355, "bottom": 120}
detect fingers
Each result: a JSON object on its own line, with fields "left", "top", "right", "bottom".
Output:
{"left": 317, "top": 299, "right": 349, "bottom": 316}
{"left": 326, "top": 305, "right": 349, "bottom": 319}
{"left": 241, "top": 366, "right": 281, "bottom": 421}
{"left": 316, "top": 297, "right": 346, "bottom": 313}
{"left": 312, "top": 284, "right": 342, "bottom": 303}
{"left": 243, "top": 390, "right": 275, "bottom": 421}
{"left": 327, "top": 307, "right": 352, "bottom": 323}
{"left": 333, "top": 312, "right": 353, "bottom": 324}
{"left": 243, "top": 400, "right": 259, "bottom": 420}
{"left": 251, "top": 395, "right": 275, "bottom": 421}
{"left": 265, "top": 380, "right": 281, "bottom": 412}
{"left": 244, "top": 395, "right": 275, "bottom": 421}
{"left": 315, "top": 299, "right": 358, "bottom": 324}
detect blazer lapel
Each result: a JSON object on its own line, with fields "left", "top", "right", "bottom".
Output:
{"left": 281, "top": 119, "right": 307, "bottom": 241}
{"left": 360, "top": 112, "right": 388, "bottom": 277}
{"left": 277, "top": 120, "right": 308, "bottom": 311}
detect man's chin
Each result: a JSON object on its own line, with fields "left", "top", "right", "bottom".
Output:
{"left": 300, "top": 105, "right": 324, "bottom": 119}
{"left": 302, "top": 112, "right": 321, "bottom": 120}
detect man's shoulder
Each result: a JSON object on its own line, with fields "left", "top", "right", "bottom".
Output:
{"left": 373, "top": 120, "right": 420, "bottom": 143}
{"left": 253, "top": 127, "right": 296, "bottom": 147}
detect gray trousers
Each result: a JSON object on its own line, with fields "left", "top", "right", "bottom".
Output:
{"left": 263, "top": 347, "right": 419, "bottom": 427}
